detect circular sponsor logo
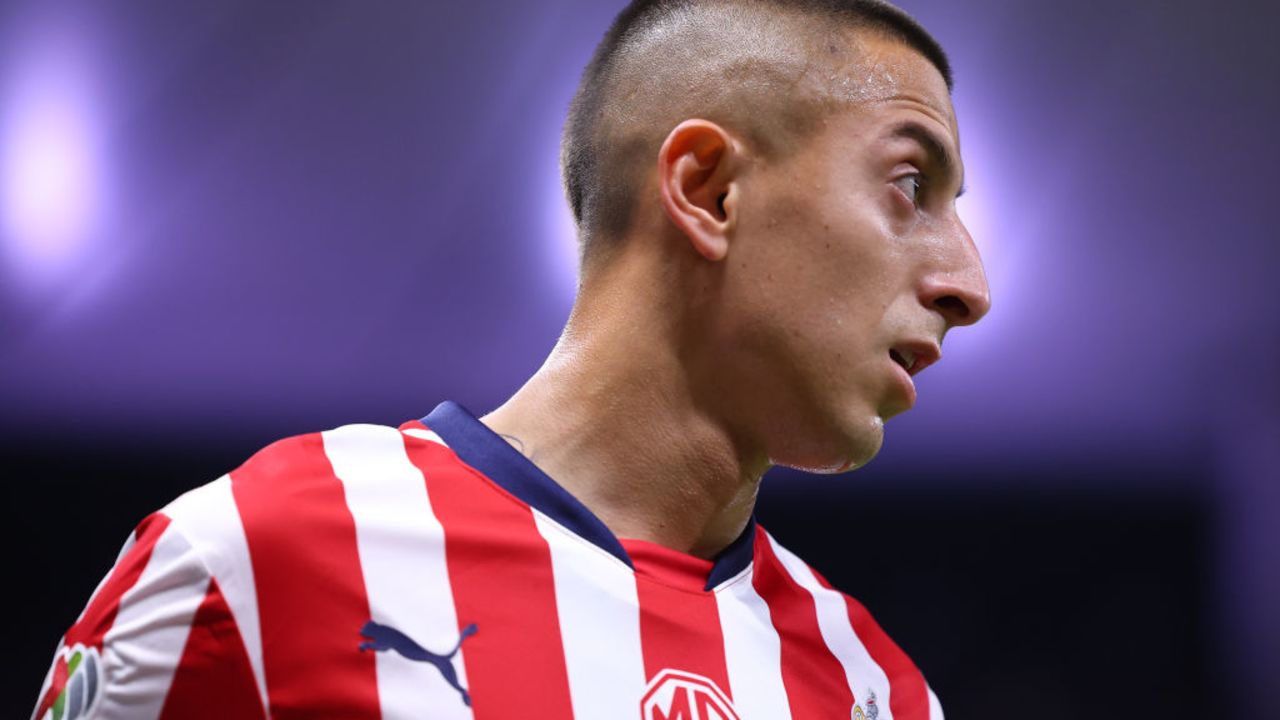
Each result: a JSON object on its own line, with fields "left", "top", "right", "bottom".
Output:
{"left": 34, "top": 644, "right": 103, "bottom": 720}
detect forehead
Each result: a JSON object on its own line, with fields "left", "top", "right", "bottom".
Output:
{"left": 823, "top": 31, "right": 958, "bottom": 142}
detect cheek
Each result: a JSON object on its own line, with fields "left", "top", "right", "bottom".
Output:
{"left": 729, "top": 183, "right": 902, "bottom": 345}
{"left": 806, "top": 227, "right": 903, "bottom": 333}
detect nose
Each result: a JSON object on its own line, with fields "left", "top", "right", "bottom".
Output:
{"left": 919, "top": 221, "right": 991, "bottom": 329}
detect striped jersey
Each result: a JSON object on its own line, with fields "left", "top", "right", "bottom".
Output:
{"left": 35, "top": 401, "right": 943, "bottom": 720}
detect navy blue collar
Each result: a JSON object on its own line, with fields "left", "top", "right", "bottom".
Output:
{"left": 422, "top": 401, "right": 756, "bottom": 591}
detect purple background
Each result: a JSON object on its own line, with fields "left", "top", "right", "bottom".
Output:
{"left": 4, "top": 1, "right": 1276, "bottom": 716}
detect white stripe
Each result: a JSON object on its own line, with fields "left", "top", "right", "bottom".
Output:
{"left": 96, "top": 522, "right": 207, "bottom": 719}
{"left": 767, "top": 534, "right": 894, "bottom": 717}
{"left": 402, "top": 427, "right": 447, "bottom": 445}
{"left": 715, "top": 567, "right": 793, "bottom": 720}
{"left": 324, "top": 424, "right": 474, "bottom": 720}
{"left": 163, "top": 475, "right": 268, "bottom": 712}
{"left": 532, "top": 510, "right": 646, "bottom": 717}
{"left": 928, "top": 685, "right": 944, "bottom": 719}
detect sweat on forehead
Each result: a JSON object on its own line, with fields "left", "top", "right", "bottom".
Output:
{"left": 561, "top": 0, "right": 951, "bottom": 249}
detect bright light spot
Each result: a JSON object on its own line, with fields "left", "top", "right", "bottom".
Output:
{"left": 957, "top": 191, "right": 993, "bottom": 259}
{"left": 539, "top": 88, "right": 581, "bottom": 307}
{"left": 1, "top": 17, "right": 105, "bottom": 288}
{"left": 955, "top": 134, "right": 999, "bottom": 278}
{"left": 544, "top": 177, "right": 580, "bottom": 300}
{"left": 4, "top": 97, "right": 97, "bottom": 263}
{"left": 949, "top": 94, "right": 1028, "bottom": 348}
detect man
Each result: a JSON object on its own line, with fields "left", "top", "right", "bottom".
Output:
{"left": 34, "top": 0, "right": 989, "bottom": 718}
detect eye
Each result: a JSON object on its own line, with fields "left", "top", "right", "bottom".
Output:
{"left": 892, "top": 173, "right": 924, "bottom": 206}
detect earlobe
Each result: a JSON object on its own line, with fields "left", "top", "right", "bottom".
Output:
{"left": 658, "top": 120, "right": 738, "bottom": 263}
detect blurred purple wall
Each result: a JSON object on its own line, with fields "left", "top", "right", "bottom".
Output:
{"left": 2, "top": 0, "right": 1276, "bottom": 714}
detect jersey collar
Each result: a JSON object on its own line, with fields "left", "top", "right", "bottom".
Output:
{"left": 422, "top": 401, "right": 756, "bottom": 591}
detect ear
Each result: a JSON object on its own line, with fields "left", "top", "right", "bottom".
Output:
{"left": 657, "top": 120, "right": 740, "bottom": 262}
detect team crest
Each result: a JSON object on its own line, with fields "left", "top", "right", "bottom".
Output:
{"left": 641, "top": 669, "right": 740, "bottom": 720}
{"left": 852, "top": 688, "right": 880, "bottom": 720}
{"left": 33, "top": 644, "right": 103, "bottom": 720}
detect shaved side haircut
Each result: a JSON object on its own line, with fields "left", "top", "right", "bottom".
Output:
{"left": 561, "top": 0, "right": 952, "bottom": 269}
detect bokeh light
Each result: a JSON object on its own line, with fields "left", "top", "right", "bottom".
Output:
{"left": 1, "top": 12, "right": 106, "bottom": 292}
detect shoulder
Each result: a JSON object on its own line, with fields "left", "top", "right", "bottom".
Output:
{"left": 35, "top": 483, "right": 260, "bottom": 719}
{"left": 755, "top": 527, "right": 902, "bottom": 649}
{"left": 34, "top": 421, "right": 470, "bottom": 719}
{"left": 160, "top": 421, "right": 463, "bottom": 565}
{"left": 174, "top": 420, "right": 455, "bottom": 517}
{"left": 755, "top": 527, "right": 945, "bottom": 719}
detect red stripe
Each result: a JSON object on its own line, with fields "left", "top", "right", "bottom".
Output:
{"left": 753, "top": 528, "right": 856, "bottom": 717}
{"left": 231, "top": 434, "right": 379, "bottom": 719}
{"left": 402, "top": 426, "right": 575, "bottom": 719}
{"left": 160, "top": 578, "right": 267, "bottom": 720}
{"left": 37, "top": 514, "right": 171, "bottom": 719}
{"left": 63, "top": 513, "right": 171, "bottom": 650}
{"left": 634, "top": 578, "right": 733, "bottom": 699}
{"left": 623, "top": 538, "right": 732, "bottom": 699}
{"left": 32, "top": 652, "right": 69, "bottom": 720}
{"left": 816, "top": 571, "right": 929, "bottom": 720}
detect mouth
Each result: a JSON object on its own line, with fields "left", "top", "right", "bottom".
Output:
{"left": 888, "top": 348, "right": 913, "bottom": 374}
{"left": 888, "top": 341, "right": 941, "bottom": 378}
{"left": 885, "top": 353, "right": 917, "bottom": 413}
{"left": 884, "top": 341, "right": 942, "bottom": 414}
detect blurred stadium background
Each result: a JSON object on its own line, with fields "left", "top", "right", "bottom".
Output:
{"left": 3, "top": 0, "right": 1277, "bottom": 717}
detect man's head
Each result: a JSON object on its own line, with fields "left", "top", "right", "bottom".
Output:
{"left": 562, "top": 0, "right": 951, "bottom": 258}
{"left": 560, "top": 0, "right": 990, "bottom": 473}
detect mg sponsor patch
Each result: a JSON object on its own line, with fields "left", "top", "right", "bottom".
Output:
{"left": 641, "top": 669, "right": 739, "bottom": 720}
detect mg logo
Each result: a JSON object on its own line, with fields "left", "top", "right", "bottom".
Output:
{"left": 641, "top": 669, "right": 740, "bottom": 720}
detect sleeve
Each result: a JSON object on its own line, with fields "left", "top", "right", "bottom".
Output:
{"left": 31, "top": 510, "right": 266, "bottom": 720}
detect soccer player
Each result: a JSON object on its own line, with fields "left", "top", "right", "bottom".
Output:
{"left": 33, "top": 0, "right": 990, "bottom": 718}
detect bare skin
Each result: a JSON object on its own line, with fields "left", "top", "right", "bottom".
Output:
{"left": 482, "top": 33, "right": 989, "bottom": 560}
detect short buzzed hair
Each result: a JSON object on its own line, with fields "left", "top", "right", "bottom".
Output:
{"left": 561, "top": 0, "right": 951, "bottom": 267}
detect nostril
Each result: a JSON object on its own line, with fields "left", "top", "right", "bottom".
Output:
{"left": 934, "top": 295, "right": 970, "bottom": 320}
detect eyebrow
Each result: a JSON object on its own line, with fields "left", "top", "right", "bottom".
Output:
{"left": 889, "top": 121, "right": 966, "bottom": 198}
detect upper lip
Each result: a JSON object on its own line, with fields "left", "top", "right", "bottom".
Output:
{"left": 889, "top": 340, "right": 942, "bottom": 377}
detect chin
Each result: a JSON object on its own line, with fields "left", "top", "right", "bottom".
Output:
{"left": 771, "top": 414, "right": 884, "bottom": 475}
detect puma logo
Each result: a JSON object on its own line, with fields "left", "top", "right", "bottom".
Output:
{"left": 359, "top": 620, "right": 478, "bottom": 707}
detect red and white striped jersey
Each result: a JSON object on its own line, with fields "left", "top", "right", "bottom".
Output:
{"left": 35, "top": 401, "right": 943, "bottom": 720}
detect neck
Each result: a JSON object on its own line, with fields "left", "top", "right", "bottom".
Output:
{"left": 480, "top": 254, "right": 769, "bottom": 559}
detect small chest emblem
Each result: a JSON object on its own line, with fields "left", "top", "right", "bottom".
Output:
{"left": 852, "top": 688, "right": 880, "bottom": 720}
{"left": 359, "top": 620, "right": 477, "bottom": 707}
{"left": 640, "top": 669, "right": 740, "bottom": 720}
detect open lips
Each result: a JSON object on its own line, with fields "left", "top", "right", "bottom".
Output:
{"left": 889, "top": 342, "right": 941, "bottom": 377}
